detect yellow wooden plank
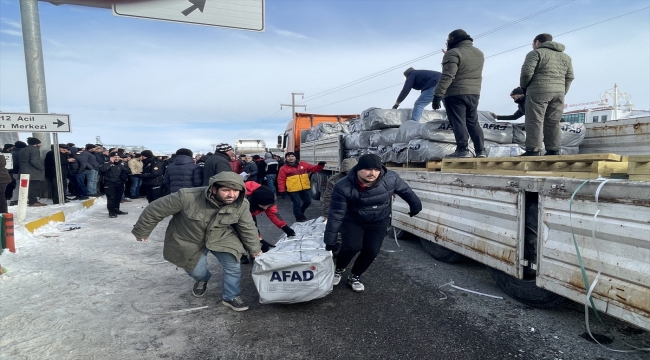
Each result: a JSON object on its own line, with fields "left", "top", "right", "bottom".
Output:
{"left": 628, "top": 161, "right": 650, "bottom": 175}
{"left": 627, "top": 156, "right": 650, "bottom": 162}
{"left": 441, "top": 168, "right": 600, "bottom": 178}
{"left": 592, "top": 161, "right": 630, "bottom": 176}
{"left": 442, "top": 153, "right": 622, "bottom": 164}
{"left": 629, "top": 175, "right": 650, "bottom": 182}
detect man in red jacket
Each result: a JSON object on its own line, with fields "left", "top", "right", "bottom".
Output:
{"left": 277, "top": 152, "right": 325, "bottom": 222}
{"left": 241, "top": 181, "right": 296, "bottom": 264}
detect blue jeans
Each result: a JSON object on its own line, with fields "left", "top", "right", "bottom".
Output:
{"left": 185, "top": 249, "right": 241, "bottom": 301}
{"left": 265, "top": 174, "right": 277, "bottom": 194}
{"left": 74, "top": 173, "right": 88, "bottom": 197}
{"left": 288, "top": 190, "right": 312, "bottom": 220}
{"left": 410, "top": 87, "right": 435, "bottom": 121}
{"left": 130, "top": 176, "right": 142, "bottom": 197}
{"left": 85, "top": 169, "right": 98, "bottom": 194}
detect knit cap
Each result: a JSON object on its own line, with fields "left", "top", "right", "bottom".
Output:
{"left": 357, "top": 154, "right": 383, "bottom": 170}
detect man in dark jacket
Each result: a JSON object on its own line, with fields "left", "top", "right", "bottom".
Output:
{"left": 19, "top": 137, "right": 47, "bottom": 207}
{"left": 392, "top": 67, "right": 442, "bottom": 122}
{"left": 202, "top": 143, "right": 234, "bottom": 186}
{"left": 8, "top": 141, "right": 26, "bottom": 205}
{"left": 45, "top": 144, "right": 73, "bottom": 204}
{"left": 99, "top": 152, "right": 130, "bottom": 218}
{"left": 164, "top": 148, "right": 203, "bottom": 193}
{"left": 242, "top": 155, "right": 258, "bottom": 183}
{"left": 139, "top": 150, "right": 165, "bottom": 203}
{"left": 433, "top": 29, "right": 486, "bottom": 158}
{"left": 491, "top": 87, "right": 526, "bottom": 121}
{"left": 264, "top": 152, "right": 279, "bottom": 194}
{"left": 324, "top": 154, "right": 422, "bottom": 292}
{"left": 80, "top": 144, "right": 100, "bottom": 196}
{"left": 520, "top": 33, "right": 574, "bottom": 156}
{"left": 253, "top": 155, "right": 266, "bottom": 184}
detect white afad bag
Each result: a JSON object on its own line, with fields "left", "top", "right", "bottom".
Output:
{"left": 252, "top": 217, "right": 334, "bottom": 304}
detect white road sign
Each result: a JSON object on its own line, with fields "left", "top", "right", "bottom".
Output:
{"left": 113, "top": 0, "right": 265, "bottom": 32}
{"left": 0, "top": 113, "right": 71, "bottom": 133}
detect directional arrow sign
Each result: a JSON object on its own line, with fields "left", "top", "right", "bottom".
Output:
{"left": 113, "top": 0, "right": 264, "bottom": 32}
{"left": 0, "top": 113, "right": 71, "bottom": 133}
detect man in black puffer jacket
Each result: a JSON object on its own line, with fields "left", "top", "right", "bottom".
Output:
{"left": 99, "top": 151, "right": 130, "bottom": 218}
{"left": 139, "top": 150, "right": 165, "bottom": 203}
{"left": 324, "top": 154, "right": 422, "bottom": 293}
{"left": 164, "top": 148, "right": 203, "bottom": 193}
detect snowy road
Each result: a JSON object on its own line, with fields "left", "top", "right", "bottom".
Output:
{"left": 1, "top": 196, "right": 649, "bottom": 359}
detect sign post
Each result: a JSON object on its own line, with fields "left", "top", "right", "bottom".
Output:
{"left": 1, "top": 112, "right": 71, "bottom": 207}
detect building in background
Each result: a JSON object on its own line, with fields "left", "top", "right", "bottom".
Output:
{"left": 562, "top": 84, "right": 650, "bottom": 124}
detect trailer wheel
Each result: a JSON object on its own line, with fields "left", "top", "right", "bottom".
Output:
{"left": 419, "top": 238, "right": 464, "bottom": 263}
{"left": 487, "top": 267, "right": 565, "bottom": 308}
{"left": 387, "top": 225, "right": 408, "bottom": 239}
{"left": 310, "top": 173, "right": 322, "bottom": 200}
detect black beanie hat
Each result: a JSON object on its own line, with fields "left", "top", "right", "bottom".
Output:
{"left": 3, "top": 144, "right": 14, "bottom": 151}
{"left": 85, "top": 143, "right": 96, "bottom": 150}
{"left": 447, "top": 29, "right": 473, "bottom": 49}
{"left": 141, "top": 150, "right": 153, "bottom": 158}
{"left": 27, "top": 137, "right": 41, "bottom": 145}
{"left": 15, "top": 141, "right": 27, "bottom": 149}
{"left": 510, "top": 87, "right": 524, "bottom": 96}
{"left": 251, "top": 186, "right": 276, "bottom": 207}
{"left": 176, "top": 148, "right": 193, "bottom": 157}
{"left": 284, "top": 152, "right": 296, "bottom": 158}
{"left": 357, "top": 154, "right": 383, "bottom": 170}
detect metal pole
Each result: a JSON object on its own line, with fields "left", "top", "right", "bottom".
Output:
{"left": 53, "top": 133, "right": 65, "bottom": 204}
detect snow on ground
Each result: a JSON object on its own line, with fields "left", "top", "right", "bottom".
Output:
{"left": 0, "top": 198, "right": 227, "bottom": 359}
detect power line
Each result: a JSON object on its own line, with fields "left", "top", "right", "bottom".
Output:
{"left": 297, "top": 0, "right": 576, "bottom": 104}
{"left": 307, "top": 6, "right": 649, "bottom": 111}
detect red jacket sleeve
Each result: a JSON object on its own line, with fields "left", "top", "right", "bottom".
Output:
{"left": 277, "top": 166, "right": 287, "bottom": 192}
{"left": 301, "top": 161, "right": 324, "bottom": 173}
{"left": 265, "top": 205, "right": 287, "bottom": 228}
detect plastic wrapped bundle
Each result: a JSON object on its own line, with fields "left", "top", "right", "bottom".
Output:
{"left": 418, "top": 120, "right": 457, "bottom": 143}
{"left": 377, "top": 145, "right": 392, "bottom": 163}
{"left": 343, "top": 131, "right": 377, "bottom": 149}
{"left": 319, "top": 122, "right": 349, "bottom": 134}
{"left": 478, "top": 111, "right": 513, "bottom": 143}
{"left": 361, "top": 107, "right": 412, "bottom": 130}
{"left": 419, "top": 109, "right": 448, "bottom": 123}
{"left": 560, "top": 123, "right": 585, "bottom": 147}
{"left": 407, "top": 139, "right": 459, "bottom": 162}
{"left": 485, "top": 143, "right": 525, "bottom": 158}
{"left": 345, "top": 118, "right": 363, "bottom": 133}
{"left": 344, "top": 149, "right": 361, "bottom": 158}
{"left": 390, "top": 143, "right": 409, "bottom": 163}
{"left": 512, "top": 124, "right": 526, "bottom": 145}
{"left": 395, "top": 121, "right": 423, "bottom": 144}
{"left": 252, "top": 217, "right": 333, "bottom": 304}
{"left": 561, "top": 146, "right": 579, "bottom": 155}
{"left": 370, "top": 128, "right": 400, "bottom": 147}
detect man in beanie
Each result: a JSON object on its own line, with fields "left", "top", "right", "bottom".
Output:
{"left": 132, "top": 171, "right": 262, "bottom": 311}
{"left": 99, "top": 152, "right": 130, "bottom": 218}
{"left": 44, "top": 144, "right": 74, "bottom": 204}
{"left": 2, "top": 144, "right": 15, "bottom": 202}
{"left": 324, "top": 154, "right": 422, "bottom": 292}
{"left": 490, "top": 87, "right": 526, "bottom": 121}
{"left": 9, "top": 141, "right": 27, "bottom": 205}
{"left": 164, "top": 148, "right": 203, "bottom": 193}
{"left": 392, "top": 67, "right": 442, "bottom": 122}
{"left": 277, "top": 152, "right": 325, "bottom": 222}
{"left": 2, "top": 144, "right": 14, "bottom": 153}
{"left": 19, "top": 137, "right": 47, "bottom": 207}
{"left": 520, "top": 33, "right": 574, "bottom": 156}
{"left": 322, "top": 158, "right": 357, "bottom": 218}
{"left": 432, "top": 29, "right": 487, "bottom": 158}
{"left": 138, "top": 150, "right": 165, "bottom": 203}
{"left": 240, "top": 181, "right": 297, "bottom": 264}
{"left": 80, "top": 144, "right": 100, "bottom": 196}
{"left": 203, "top": 143, "right": 234, "bottom": 186}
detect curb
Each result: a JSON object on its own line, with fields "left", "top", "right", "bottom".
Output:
{"left": 24, "top": 198, "right": 98, "bottom": 233}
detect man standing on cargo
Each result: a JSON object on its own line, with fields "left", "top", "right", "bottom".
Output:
{"left": 519, "top": 33, "right": 574, "bottom": 156}
{"left": 432, "top": 29, "right": 486, "bottom": 158}
{"left": 324, "top": 154, "right": 422, "bottom": 292}
{"left": 277, "top": 152, "right": 325, "bottom": 222}
{"left": 392, "top": 67, "right": 442, "bottom": 122}
{"left": 132, "top": 171, "right": 262, "bottom": 312}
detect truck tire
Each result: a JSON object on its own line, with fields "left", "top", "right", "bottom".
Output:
{"left": 419, "top": 238, "right": 464, "bottom": 263}
{"left": 487, "top": 267, "right": 566, "bottom": 308}
{"left": 310, "top": 173, "right": 322, "bottom": 200}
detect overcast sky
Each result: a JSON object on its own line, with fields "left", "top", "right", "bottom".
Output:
{"left": 1, "top": 0, "right": 649, "bottom": 154}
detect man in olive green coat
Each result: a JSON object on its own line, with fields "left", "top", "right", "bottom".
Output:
{"left": 520, "top": 33, "right": 574, "bottom": 156}
{"left": 432, "top": 29, "right": 486, "bottom": 159}
{"left": 132, "top": 171, "right": 262, "bottom": 311}
{"left": 19, "top": 137, "right": 46, "bottom": 206}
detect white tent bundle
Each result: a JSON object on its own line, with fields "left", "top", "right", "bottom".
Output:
{"left": 252, "top": 217, "right": 334, "bottom": 304}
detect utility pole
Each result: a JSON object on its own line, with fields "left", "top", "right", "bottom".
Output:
{"left": 281, "top": 92, "right": 306, "bottom": 118}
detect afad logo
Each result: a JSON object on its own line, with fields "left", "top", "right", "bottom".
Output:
{"left": 270, "top": 266, "right": 317, "bottom": 282}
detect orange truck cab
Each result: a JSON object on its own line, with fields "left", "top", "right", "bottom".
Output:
{"left": 278, "top": 112, "right": 358, "bottom": 159}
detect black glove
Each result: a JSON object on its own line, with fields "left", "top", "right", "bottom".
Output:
{"left": 325, "top": 244, "right": 336, "bottom": 251}
{"left": 392, "top": 104, "right": 399, "bottom": 109}
{"left": 317, "top": 161, "right": 326, "bottom": 166}
{"left": 432, "top": 97, "right": 442, "bottom": 110}
{"left": 281, "top": 225, "right": 296, "bottom": 237}
{"left": 408, "top": 211, "right": 419, "bottom": 217}
{"left": 521, "top": 87, "right": 527, "bottom": 95}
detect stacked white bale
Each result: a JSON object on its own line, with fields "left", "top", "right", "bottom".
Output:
{"left": 511, "top": 122, "right": 586, "bottom": 154}
{"left": 252, "top": 218, "right": 334, "bottom": 304}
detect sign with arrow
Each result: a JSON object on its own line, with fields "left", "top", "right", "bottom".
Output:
{"left": 113, "top": 0, "right": 264, "bottom": 32}
{"left": 0, "top": 113, "right": 71, "bottom": 133}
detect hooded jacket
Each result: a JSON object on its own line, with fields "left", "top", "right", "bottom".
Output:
{"left": 434, "top": 40, "right": 484, "bottom": 98}
{"left": 132, "top": 171, "right": 261, "bottom": 271}
{"left": 323, "top": 165, "right": 422, "bottom": 246}
{"left": 396, "top": 70, "right": 442, "bottom": 104}
{"left": 277, "top": 160, "right": 324, "bottom": 193}
{"left": 245, "top": 181, "right": 287, "bottom": 228}
{"left": 163, "top": 154, "right": 203, "bottom": 193}
{"left": 322, "top": 158, "right": 357, "bottom": 216}
{"left": 264, "top": 153, "right": 279, "bottom": 175}
{"left": 202, "top": 152, "right": 232, "bottom": 186}
{"left": 520, "top": 41, "right": 574, "bottom": 95}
